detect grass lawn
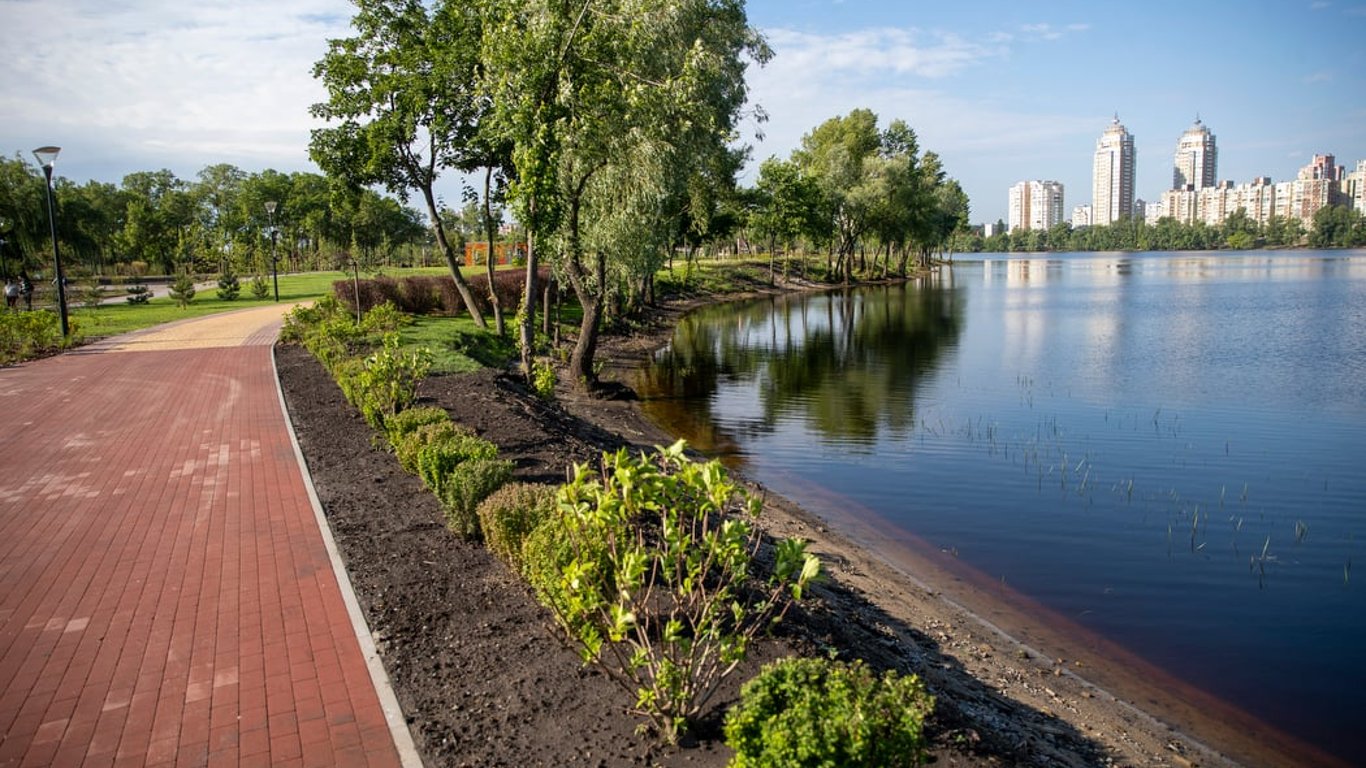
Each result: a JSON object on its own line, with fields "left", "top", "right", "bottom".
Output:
{"left": 398, "top": 314, "right": 516, "bottom": 374}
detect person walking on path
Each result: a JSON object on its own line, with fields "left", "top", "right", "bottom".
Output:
{"left": 18, "top": 271, "right": 32, "bottom": 310}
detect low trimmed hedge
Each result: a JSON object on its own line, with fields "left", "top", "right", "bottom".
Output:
{"left": 334, "top": 268, "right": 556, "bottom": 319}
{"left": 477, "top": 482, "right": 559, "bottom": 573}
{"left": 723, "top": 657, "right": 935, "bottom": 768}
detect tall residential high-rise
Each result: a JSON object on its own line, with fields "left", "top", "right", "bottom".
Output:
{"left": 1008, "top": 180, "right": 1065, "bottom": 232}
{"left": 1299, "top": 153, "right": 1340, "bottom": 181}
{"left": 1172, "top": 117, "right": 1217, "bottom": 190}
{"left": 1092, "top": 115, "right": 1136, "bottom": 226}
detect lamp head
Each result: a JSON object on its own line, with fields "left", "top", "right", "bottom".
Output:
{"left": 32, "top": 146, "right": 61, "bottom": 170}
{"left": 264, "top": 201, "right": 278, "bottom": 216}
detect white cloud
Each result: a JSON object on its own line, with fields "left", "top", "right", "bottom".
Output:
{"left": 741, "top": 27, "right": 1096, "bottom": 223}
{"left": 763, "top": 27, "right": 1005, "bottom": 81}
{"left": 0, "top": 0, "right": 351, "bottom": 178}
{"left": 1017, "top": 22, "right": 1089, "bottom": 42}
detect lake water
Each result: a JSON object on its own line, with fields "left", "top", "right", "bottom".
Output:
{"left": 634, "top": 250, "right": 1366, "bottom": 762}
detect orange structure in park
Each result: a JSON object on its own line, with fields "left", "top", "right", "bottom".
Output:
{"left": 464, "top": 242, "right": 527, "bottom": 267}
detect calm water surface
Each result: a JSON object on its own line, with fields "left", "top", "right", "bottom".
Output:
{"left": 635, "top": 250, "right": 1366, "bottom": 760}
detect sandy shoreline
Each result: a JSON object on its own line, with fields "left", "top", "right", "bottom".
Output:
{"left": 568, "top": 273, "right": 1344, "bottom": 768}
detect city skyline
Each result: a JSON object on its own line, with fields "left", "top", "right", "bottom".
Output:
{"left": 1, "top": 1, "right": 1364, "bottom": 227}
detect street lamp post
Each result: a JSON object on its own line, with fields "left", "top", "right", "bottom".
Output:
{"left": 32, "top": 146, "right": 69, "bottom": 337}
{"left": 265, "top": 201, "right": 279, "bottom": 302}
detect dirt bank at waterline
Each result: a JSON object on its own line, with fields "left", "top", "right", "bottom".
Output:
{"left": 277, "top": 276, "right": 1342, "bottom": 767}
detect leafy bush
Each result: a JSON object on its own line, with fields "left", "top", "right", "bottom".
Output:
{"left": 383, "top": 405, "right": 451, "bottom": 452}
{"left": 249, "top": 274, "right": 269, "bottom": 299}
{"left": 359, "top": 301, "right": 408, "bottom": 335}
{"left": 478, "top": 482, "right": 558, "bottom": 572}
{"left": 414, "top": 430, "right": 499, "bottom": 493}
{"left": 723, "top": 657, "right": 935, "bottom": 768}
{"left": 438, "top": 458, "right": 514, "bottom": 539}
{"left": 524, "top": 511, "right": 597, "bottom": 616}
{"left": 280, "top": 295, "right": 343, "bottom": 343}
{"left": 530, "top": 440, "right": 821, "bottom": 743}
{"left": 347, "top": 334, "right": 431, "bottom": 430}
{"left": 394, "top": 420, "right": 467, "bottom": 474}
{"left": 0, "top": 310, "right": 75, "bottom": 364}
{"left": 531, "top": 357, "right": 557, "bottom": 400}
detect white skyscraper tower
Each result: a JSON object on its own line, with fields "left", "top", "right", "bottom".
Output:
{"left": 1092, "top": 115, "right": 1136, "bottom": 226}
{"left": 1172, "top": 117, "right": 1217, "bottom": 190}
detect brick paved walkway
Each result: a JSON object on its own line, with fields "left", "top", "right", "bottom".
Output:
{"left": 0, "top": 307, "right": 406, "bottom": 767}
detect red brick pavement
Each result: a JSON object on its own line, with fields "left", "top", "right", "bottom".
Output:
{"left": 0, "top": 329, "right": 404, "bottom": 766}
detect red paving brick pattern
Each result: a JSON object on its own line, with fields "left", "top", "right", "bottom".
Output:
{"left": 0, "top": 315, "right": 402, "bottom": 767}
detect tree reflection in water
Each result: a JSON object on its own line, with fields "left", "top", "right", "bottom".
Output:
{"left": 636, "top": 280, "right": 965, "bottom": 462}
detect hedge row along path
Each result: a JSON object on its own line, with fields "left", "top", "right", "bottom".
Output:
{"left": 0, "top": 304, "right": 415, "bottom": 768}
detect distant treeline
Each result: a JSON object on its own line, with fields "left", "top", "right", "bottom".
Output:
{"left": 951, "top": 205, "right": 1366, "bottom": 253}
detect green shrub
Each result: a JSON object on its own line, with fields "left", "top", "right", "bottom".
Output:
{"left": 438, "top": 458, "right": 514, "bottom": 539}
{"left": 477, "top": 482, "right": 558, "bottom": 573}
{"left": 523, "top": 505, "right": 613, "bottom": 618}
{"left": 0, "top": 310, "right": 75, "bottom": 364}
{"left": 383, "top": 405, "right": 451, "bottom": 452}
{"left": 414, "top": 431, "right": 498, "bottom": 494}
{"left": 359, "top": 301, "right": 407, "bottom": 335}
{"left": 724, "top": 657, "right": 934, "bottom": 768}
{"left": 125, "top": 282, "right": 152, "bottom": 304}
{"left": 531, "top": 357, "right": 557, "bottom": 400}
{"left": 168, "top": 270, "right": 196, "bottom": 308}
{"left": 339, "top": 334, "right": 430, "bottom": 430}
{"left": 530, "top": 440, "right": 820, "bottom": 744}
{"left": 216, "top": 267, "right": 240, "bottom": 300}
{"left": 395, "top": 420, "right": 467, "bottom": 474}
{"left": 249, "top": 274, "right": 269, "bottom": 299}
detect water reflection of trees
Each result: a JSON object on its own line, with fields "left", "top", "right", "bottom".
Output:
{"left": 639, "top": 283, "right": 965, "bottom": 452}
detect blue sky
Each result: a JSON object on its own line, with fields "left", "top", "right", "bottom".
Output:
{"left": 2, "top": 0, "right": 1363, "bottom": 226}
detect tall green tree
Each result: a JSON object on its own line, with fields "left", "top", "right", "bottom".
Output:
{"left": 750, "top": 157, "right": 825, "bottom": 281}
{"left": 118, "top": 170, "right": 193, "bottom": 274}
{"left": 484, "top": 0, "right": 769, "bottom": 389}
{"left": 794, "top": 109, "right": 881, "bottom": 283}
{"left": 310, "top": 0, "right": 487, "bottom": 326}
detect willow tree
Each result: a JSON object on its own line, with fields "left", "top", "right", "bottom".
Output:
{"left": 310, "top": 0, "right": 486, "bottom": 326}
{"left": 483, "top": 0, "right": 769, "bottom": 389}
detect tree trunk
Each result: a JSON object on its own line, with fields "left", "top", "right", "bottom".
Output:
{"left": 542, "top": 282, "right": 552, "bottom": 337}
{"left": 566, "top": 251, "right": 603, "bottom": 390}
{"left": 561, "top": 177, "right": 602, "bottom": 391}
{"left": 518, "top": 196, "right": 538, "bottom": 379}
{"left": 484, "top": 166, "right": 505, "bottom": 336}
{"left": 768, "top": 234, "right": 776, "bottom": 286}
{"left": 421, "top": 183, "right": 485, "bottom": 328}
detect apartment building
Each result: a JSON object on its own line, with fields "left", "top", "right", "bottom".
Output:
{"left": 1008, "top": 180, "right": 1065, "bottom": 232}
{"left": 1092, "top": 115, "right": 1136, "bottom": 226}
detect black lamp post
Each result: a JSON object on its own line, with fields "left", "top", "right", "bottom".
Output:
{"left": 265, "top": 201, "right": 279, "bottom": 302}
{"left": 32, "top": 146, "right": 69, "bottom": 337}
